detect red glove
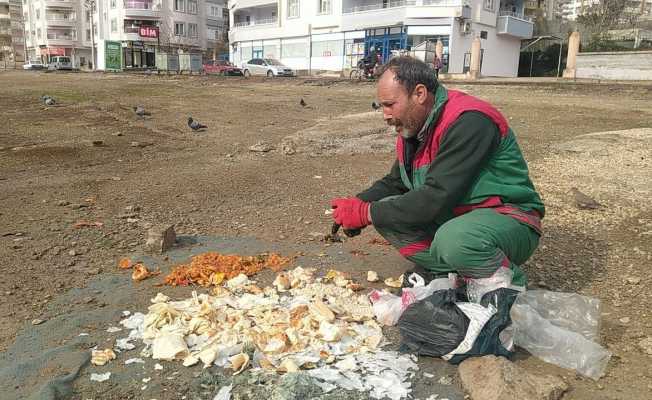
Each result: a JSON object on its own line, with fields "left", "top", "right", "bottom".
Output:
{"left": 331, "top": 197, "right": 371, "bottom": 229}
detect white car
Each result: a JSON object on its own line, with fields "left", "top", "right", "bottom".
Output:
{"left": 48, "top": 56, "right": 73, "bottom": 71}
{"left": 23, "top": 60, "right": 47, "bottom": 70}
{"left": 241, "top": 58, "right": 294, "bottom": 77}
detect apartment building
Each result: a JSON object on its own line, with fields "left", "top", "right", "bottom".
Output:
{"left": 92, "top": 0, "right": 207, "bottom": 69}
{"left": 228, "top": 0, "right": 535, "bottom": 77}
{"left": 206, "top": 0, "right": 228, "bottom": 58}
{"left": 23, "top": 0, "right": 92, "bottom": 66}
{"left": 1, "top": 0, "right": 26, "bottom": 63}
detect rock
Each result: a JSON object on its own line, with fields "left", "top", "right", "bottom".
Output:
{"left": 56, "top": 200, "right": 70, "bottom": 206}
{"left": 281, "top": 140, "right": 297, "bottom": 155}
{"left": 248, "top": 142, "right": 274, "bottom": 153}
{"left": 637, "top": 337, "right": 652, "bottom": 355}
{"left": 68, "top": 249, "right": 77, "bottom": 256}
{"left": 131, "top": 141, "right": 153, "bottom": 148}
{"left": 620, "top": 317, "right": 631, "bottom": 325}
{"left": 32, "top": 319, "right": 45, "bottom": 325}
{"left": 626, "top": 276, "right": 641, "bottom": 285}
{"left": 70, "top": 203, "right": 88, "bottom": 210}
{"left": 458, "top": 355, "right": 568, "bottom": 400}
{"left": 125, "top": 205, "right": 141, "bottom": 213}
{"left": 113, "top": 132, "right": 123, "bottom": 137}
{"left": 145, "top": 224, "right": 177, "bottom": 254}
{"left": 92, "top": 140, "right": 104, "bottom": 146}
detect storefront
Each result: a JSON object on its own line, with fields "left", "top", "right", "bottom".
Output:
{"left": 123, "top": 41, "right": 156, "bottom": 69}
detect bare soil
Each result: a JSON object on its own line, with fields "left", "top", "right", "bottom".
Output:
{"left": 1, "top": 70, "right": 651, "bottom": 399}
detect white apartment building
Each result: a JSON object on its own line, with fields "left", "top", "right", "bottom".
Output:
{"left": 23, "top": 0, "right": 93, "bottom": 67}
{"left": 228, "top": 0, "right": 535, "bottom": 77}
{"left": 22, "top": 0, "right": 210, "bottom": 69}
{"left": 1, "top": 0, "right": 25, "bottom": 63}
{"left": 206, "top": 0, "right": 228, "bottom": 58}
{"left": 93, "top": 0, "right": 207, "bottom": 69}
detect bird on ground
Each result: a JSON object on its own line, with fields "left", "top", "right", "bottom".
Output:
{"left": 41, "top": 95, "right": 56, "bottom": 106}
{"left": 570, "top": 187, "right": 602, "bottom": 210}
{"left": 187, "top": 117, "right": 208, "bottom": 131}
{"left": 300, "top": 98, "right": 307, "bottom": 107}
{"left": 371, "top": 101, "right": 381, "bottom": 111}
{"left": 133, "top": 106, "right": 151, "bottom": 117}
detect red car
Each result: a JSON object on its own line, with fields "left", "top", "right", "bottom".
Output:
{"left": 203, "top": 60, "right": 243, "bottom": 76}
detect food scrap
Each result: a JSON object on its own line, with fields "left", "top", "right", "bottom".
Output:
{"left": 367, "top": 271, "right": 379, "bottom": 282}
{"left": 384, "top": 274, "right": 404, "bottom": 288}
{"left": 132, "top": 263, "right": 160, "bottom": 281}
{"left": 163, "top": 252, "right": 291, "bottom": 287}
{"left": 91, "top": 348, "right": 117, "bottom": 366}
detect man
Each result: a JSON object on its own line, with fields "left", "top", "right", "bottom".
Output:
{"left": 331, "top": 57, "right": 544, "bottom": 288}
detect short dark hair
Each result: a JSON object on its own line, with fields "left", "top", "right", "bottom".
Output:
{"left": 376, "top": 56, "right": 438, "bottom": 94}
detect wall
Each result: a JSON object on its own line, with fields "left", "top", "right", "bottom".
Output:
{"left": 576, "top": 51, "right": 652, "bottom": 80}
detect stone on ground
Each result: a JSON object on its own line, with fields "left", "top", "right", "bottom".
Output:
{"left": 145, "top": 224, "right": 176, "bottom": 254}
{"left": 458, "top": 355, "right": 568, "bottom": 400}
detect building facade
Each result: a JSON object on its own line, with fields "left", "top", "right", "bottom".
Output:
{"left": 92, "top": 0, "right": 207, "bottom": 69}
{"left": 1, "top": 0, "right": 26, "bottom": 63}
{"left": 228, "top": 0, "right": 535, "bottom": 77}
{"left": 206, "top": 0, "right": 228, "bottom": 59}
{"left": 23, "top": 0, "right": 93, "bottom": 67}
{"left": 22, "top": 0, "right": 212, "bottom": 69}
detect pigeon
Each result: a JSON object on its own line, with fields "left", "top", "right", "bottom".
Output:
{"left": 133, "top": 106, "right": 151, "bottom": 117}
{"left": 41, "top": 95, "right": 56, "bottom": 106}
{"left": 300, "top": 98, "right": 307, "bottom": 107}
{"left": 570, "top": 187, "right": 602, "bottom": 210}
{"left": 371, "top": 101, "right": 381, "bottom": 111}
{"left": 187, "top": 117, "right": 208, "bottom": 131}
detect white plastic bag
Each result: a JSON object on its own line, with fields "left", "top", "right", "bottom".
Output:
{"left": 466, "top": 267, "right": 516, "bottom": 303}
{"left": 369, "top": 273, "right": 455, "bottom": 326}
{"left": 510, "top": 290, "right": 611, "bottom": 380}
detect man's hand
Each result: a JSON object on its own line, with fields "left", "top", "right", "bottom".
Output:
{"left": 330, "top": 198, "right": 371, "bottom": 230}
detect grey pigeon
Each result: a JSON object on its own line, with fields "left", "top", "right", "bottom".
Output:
{"left": 133, "top": 105, "right": 151, "bottom": 117}
{"left": 187, "top": 117, "right": 207, "bottom": 131}
{"left": 570, "top": 187, "right": 602, "bottom": 210}
{"left": 300, "top": 98, "right": 307, "bottom": 107}
{"left": 41, "top": 95, "right": 56, "bottom": 106}
{"left": 371, "top": 101, "right": 381, "bottom": 110}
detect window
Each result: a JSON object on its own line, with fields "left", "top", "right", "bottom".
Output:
{"left": 110, "top": 0, "right": 116, "bottom": 8}
{"left": 210, "top": 5, "right": 219, "bottom": 16}
{"left": 187, "top": 0, "right": 197, "bottom": 14}
{"left": 480, "top": 30, "right": 488, "bottom": 39}
{"left": 318, "top": 0, "right": 331, "bottom": 15}
{"left": 483, "top": 0, "right": 495, "bottom": 11}
{"left": 111, "top": 18, "right": 117, "bottom": 32}
{"left": 36, "top": 9, "right": 39, "bottom": 19}
{"left": 188, "top": 22, "right": 198, "bottom": 37}
{"left": 174, "top": 0, "right": 185, "bottom": 12}
{"left": 287, "top": 0, "right": 299, "bottom": 18}
{"left": 223, "top": 9, "right": 229, "bottom": 20}
{"left": 174, "top": 22, "right": 184, "bottom": 36}
{"left": 80, "top": 56, "right": 85, "bottom": 65}
{"left": 86, "top": 11, "right": 90, "bottom": 23}
{"left": 37, "top": 28, "right": 41, "bottom": 39}
{"left": 86, "top": 29, "right": 91, "bottom": 40}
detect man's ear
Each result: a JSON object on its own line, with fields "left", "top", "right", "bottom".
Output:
{"left": 413, "top": 83, "right": 429, "bottom": 105}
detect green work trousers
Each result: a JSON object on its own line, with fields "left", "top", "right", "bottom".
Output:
{"left": 374, "top": 207, "right": 540, "bottom": 286}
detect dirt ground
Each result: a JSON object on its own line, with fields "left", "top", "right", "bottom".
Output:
{"left": 1, "top": 70, "right": 651, "bottom": 399}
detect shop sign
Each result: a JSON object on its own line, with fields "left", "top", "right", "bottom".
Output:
{"left": 43, "top": 47, "right": 66, "bottom": 56}
{"left": 104, "top": 40, "right": 122, "bottom": 71}
{"left": 132, "top": 41, "right": 144, "bottom": 49}
{"left": 139, "top": 26, "right": 159, "bottom": 39}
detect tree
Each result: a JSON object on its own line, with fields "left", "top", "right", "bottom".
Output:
{"left": 576, "top": 0, "right": 641, "bottom": 49}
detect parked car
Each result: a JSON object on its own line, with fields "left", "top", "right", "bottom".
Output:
{"left": 241, "top": 58, "right": 294, "bottom": 77}
{"left": 203, "top": 60, "right": 243, "bottom": 76}
{"left": 48, "top": 56, "right": 73, "bottom": 71}
{"left": 23, "top": 60, "right": 47, "bottom": 70}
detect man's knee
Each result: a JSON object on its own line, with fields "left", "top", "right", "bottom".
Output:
{"left": 430, "top": 222, "right": 479, "bottom": 267}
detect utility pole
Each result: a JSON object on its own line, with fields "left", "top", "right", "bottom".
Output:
{"left": 84, "top": 0, "right": 96, "bottom": 71}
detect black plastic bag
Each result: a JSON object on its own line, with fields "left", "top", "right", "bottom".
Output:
{"left": 398, "top": 289, "right": 469, "bottom": 357}
{"left": 448, "top": 287, "right": 519, "bottom": 364}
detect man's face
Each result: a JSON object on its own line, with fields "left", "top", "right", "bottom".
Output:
{"left": 377, "top": 70, "right": 431, "bottom": 138}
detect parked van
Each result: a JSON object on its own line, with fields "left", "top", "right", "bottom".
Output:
{"left": 49, "top": 56, "right": 73, "bottom": 71}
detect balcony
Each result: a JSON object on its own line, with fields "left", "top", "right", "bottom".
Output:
{"left": 123, "top": 0, "right": 161, "bottom": 18}
{"left": 341, "top": 0, "right": 469, "bottom": 30}
{"left": 45, "top": 0, "right": 74, "bottom": 9}
{"left": 233, "top": 17, "right": 277, "bottom": 28}
{"left": 343, "top": 0, "right": 415, "bottom": 13}
{"left": 497, "top": 11, "right": 533, "bottom": 39}
{"left": 47, "top": 31, "right": 76, "bottom": 45}
{"left": 46, "top": 14, "right": 76, "bottom": 26}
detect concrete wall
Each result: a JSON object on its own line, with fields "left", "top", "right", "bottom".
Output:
{"left": 576, "top": 51, "right": 652, "bottom": 81}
